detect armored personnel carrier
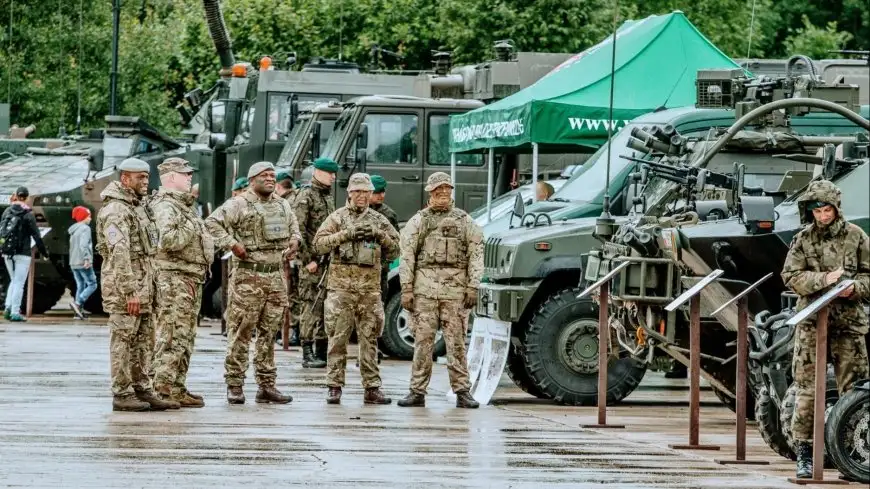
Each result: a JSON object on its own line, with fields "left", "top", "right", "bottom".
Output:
{"left": 474, "top": 65, "right": 868, "bottom": 405}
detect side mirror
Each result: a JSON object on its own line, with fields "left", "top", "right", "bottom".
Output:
{"left": 88, "top": 148, "right": 104, "bottom": 173}
{"left": 357, "top": 123, "right": 369, "bottom": 151}
{"left": 355, "top": 148, "right": 368, "bottom": 171}
{"left": 822, "top": 143, "right": 837, "bottom": 179}
{"left": 290, "top": 95, "right": 299, "bottom": 124}
{"left": 513, "top": 193, "right": 525, "bottom": 218}
{"left": 311, "top": 121, "right": 322, "bottom": 158}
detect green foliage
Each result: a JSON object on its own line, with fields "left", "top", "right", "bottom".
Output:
{"left": 0, "top": 0, "right": 863, "bottom": 138}
{"left": 783, "top": 16, "right": 854, "bottom": 59}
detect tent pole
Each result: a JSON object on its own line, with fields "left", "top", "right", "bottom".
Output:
{"left": 450, "top": 152, "right": 456, "bottom": 200}
{"left": 486, "top": 148, "right": 494, "bottom": 221}
{"left": 531, "top": 143, "right": 539, "bottom": 202}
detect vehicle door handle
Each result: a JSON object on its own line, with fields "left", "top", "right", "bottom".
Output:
{"left": 402, "top": 175, "right": 420, "bottom": 181}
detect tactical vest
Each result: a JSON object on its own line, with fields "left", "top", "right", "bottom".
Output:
{"left": 417, "top": 208, "right": 469, "bottom": 268}
{"left": 334, "top": 209, "right": 380, "bottom": 268}
{"left": 152, "top": 194, "right": 215, "bottom": 267}
{"left": 236, "top": 197, "right": 292, "bottom": 255}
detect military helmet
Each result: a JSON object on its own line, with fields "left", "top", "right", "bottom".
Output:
{"left": 424, "top": 172, "right": 453, "bottom": 192}
{"left": 347, "top": 173, "right": 375, "bottom": 192}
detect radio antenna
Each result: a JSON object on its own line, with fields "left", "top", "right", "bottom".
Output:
{"left": 595, "top": 0, "right": 619, "bottom": 241}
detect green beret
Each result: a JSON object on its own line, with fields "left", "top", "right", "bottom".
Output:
{"left": 313, "top": 157, "right": 339, "bottom": 173}
{"left": 276, "top": 170, "right": 293, "bottom": 182}
{"left": 370, "top": 175, "right": 387, "bottom": 193}
{"left": 232, "top": 177, "right": 249, "bottom": 191}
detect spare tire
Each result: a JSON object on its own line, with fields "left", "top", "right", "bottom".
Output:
{"left": 523, "top": 289, "right": 647, "bottom": 406}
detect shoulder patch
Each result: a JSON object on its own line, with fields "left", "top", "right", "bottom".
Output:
{"left": 105, "top": 223, "right": 124, "bottom": 246}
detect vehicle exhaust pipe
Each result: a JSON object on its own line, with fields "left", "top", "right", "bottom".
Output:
{"left": 202, "top": 0, "right": 235, "bottom": 75}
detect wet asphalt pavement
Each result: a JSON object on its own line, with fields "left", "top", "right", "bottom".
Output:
{"left": 0, "top": 319, "right": 858, "bottom": 488}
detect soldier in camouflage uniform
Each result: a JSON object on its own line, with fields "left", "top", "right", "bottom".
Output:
{"left": 149, "top": 157, "right": 214, "bottom": 408}
{"left": 206, "top": 162, "right": 302, "bottom": 405}
{"left": 369, "top": 175, "right": 399, "bottom": 301}
{"left": 313, "top": 173, "right": 399, "bottom": 405}
{"left": 397, "top": 172, "right": 483, "bottom": 409}
{"left": 781, "top": 179, "right": 870, "bottom": 479}
{"left": 294, "top": 157, "right": 338, "bottom": 368}
{"left": 97, "top": 158, "right": 178, "bottom": 412}
{"left": 276, "top": 170, "right": 301, "bottom": 347}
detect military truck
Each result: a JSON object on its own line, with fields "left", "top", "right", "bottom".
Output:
{"left": 0, "top": 116, "right": 209, "bottom": 314}
{"left": 275, "top": 102, "right": 343, "bottom": 179}
{"left": 471, "top": 68, "right": 868, "bottom": 405}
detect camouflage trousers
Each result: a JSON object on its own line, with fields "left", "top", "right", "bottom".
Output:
{"left": 224, "top": 267, "right": 288, "bottom": 387}
{"left": 791, "top": 320, "right": 869, "bottom": 441}
{"left": 109, "top": 312, "right": 154, "bottom": 396}
{"left": 299, "top": 267, "right": 327, "bottom": 342}
{"left": 324, "top": 290, "right": 383, "bottom": 389}
{"left": 152, "top": 270, "right": 203, "bottom": 396}
{"left": 409, "top": 297, "right": 471, "bottom": 395}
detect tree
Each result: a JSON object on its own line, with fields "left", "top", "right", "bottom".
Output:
{"left": 783, "top": 15, "right": 853, "bottom": 59}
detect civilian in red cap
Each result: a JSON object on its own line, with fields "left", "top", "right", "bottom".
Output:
{"left": 69, "top": 206, "right": 97, "bottom": 319}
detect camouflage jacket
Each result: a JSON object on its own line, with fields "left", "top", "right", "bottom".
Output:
{"left": 371, "top": 202, "right": 399, "bottom": 231}
{"left": 205, "top": 188, "right": 301, "bottom": 265}
{"left": 293, "top": 179, "right": 334, "bottom": 265}
{"left": 399, "top": 205, "right": 484, "bottom": 300}
{"left": 96, "top": 181, "right": 159, "bottom": 313}
{"left": 781, "top": 180, "right": 870, "bottom": 334}
{"left": 313, "top": 205, "right": 400, "bottom": 293}
{"left": 149, "top": 188, "right": 215, "bottom": 281}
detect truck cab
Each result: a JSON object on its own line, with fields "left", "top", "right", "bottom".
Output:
{"left": 275, "top": 102, "right": 343, "bottom": 181}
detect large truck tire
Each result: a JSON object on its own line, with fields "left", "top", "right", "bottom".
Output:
{"left": 710, "top": 383, "right": 757, "bottom": 421}
{"left": 380, "top": 292, "right": 446, "bottom": 360}
{"left": 754, "top": 390, "right": 796, "bottom": 460}
{"left": 824, "top": 383, "right": 869, "bottom": 483}
{"left": 505, "top": 346, "right": 549, "bottom": 399}
{"left": 523, "top": 289, "right": 647, "bottom": 406}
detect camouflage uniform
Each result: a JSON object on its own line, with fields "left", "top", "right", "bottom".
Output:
{"left": 399, "top": 176, "right": 484, "bottom": 396}
{"left": 96, "top": 180, "right": 159, "bottom": 398}
{"left": 149, "top": 180, "right": 214, "bottom": 400}
{"left": 781, "top": 180, "right": 870, "bottom": 443}
{"left": 294, "top": 178, "right": 335, "bottom": 343}
{"left": 205, "top": 185, "right": 301, "bottom": 392}
{"left": 313, "top": 175, "right": 400, "bottom": 392}
{"left": 281, "top": 189, "right": 302, "bottom": 343}
{"left": 371, "top": 201, "right": 399, "bottom": 299}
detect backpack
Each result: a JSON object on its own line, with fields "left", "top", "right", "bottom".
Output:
{"left": 0, "top": 212, "right": 24, "bottom": 256}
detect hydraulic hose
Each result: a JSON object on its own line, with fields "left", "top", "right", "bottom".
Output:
{"left": 202, "top": 0, "right": 235, "bottom": 71}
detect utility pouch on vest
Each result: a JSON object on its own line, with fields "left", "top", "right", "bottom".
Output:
{"left": 356, "top": 242, "right": 378, "bottom": 267}
{"left": 338, "top": 242, "right": 356, "bottom": 263}
{"left": 262, "top": 212, "right": 289, "bottom": 241}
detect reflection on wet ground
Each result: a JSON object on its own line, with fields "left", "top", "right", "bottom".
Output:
{"left": 0, "top": 321, "right": 850, "bottom": 488}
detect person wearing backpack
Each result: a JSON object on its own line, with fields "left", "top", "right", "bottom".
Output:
{"left": 1, "top": 186, "right": 49, "bottom": 322}
{"left": 69, "top": 206, "right": 97, "bottom": 320}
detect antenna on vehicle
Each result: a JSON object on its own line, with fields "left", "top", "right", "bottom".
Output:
{"left": 745, "top": 0, "right": 757, "bottom": 58}
{"left": 75, "top": 0, "right": 83, "bottom": 134}
{"left": 595, "top": 0, "right": 619, "bottom": 242}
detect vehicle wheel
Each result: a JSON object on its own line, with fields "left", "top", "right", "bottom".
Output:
{"left": 710, "top": 383, "right": 757, "bottom": 421}
{"left": 379, "top": 292, "right": 446, "bottom": 360}
{"left": 780, "top": 382, "right": 838, "bottom": 467}
{"left": 505, "top": 345, "right": 549, "bottom": 399}
{"left": 825, "top": 385, "right": 869, "bottom": 483}
{"left": 523, "top": 289, "right": 647, "bottom": 406}
{"left": 1, "top": 276, "right": 66, "bottom": 315}
{"left": 754, "top": 389, "right": 796, "bottom": 460}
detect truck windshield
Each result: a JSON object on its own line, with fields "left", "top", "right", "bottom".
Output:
{"left": 551, "top": 127, "right": 635, "bottom": 202}
{"left": 276, "top": 117, "right": 311, "bottom": 167}
{"left": 322, "top": 107, "right": 356, "bottom": 162}
{"left": 103, "top": 135, "right": 133, "bottom": 157}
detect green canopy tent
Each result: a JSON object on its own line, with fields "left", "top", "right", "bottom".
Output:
{"left": 447, "top": 11, "right": 743, "bottom": 216}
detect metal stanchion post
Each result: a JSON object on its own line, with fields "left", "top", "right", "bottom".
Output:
{"left": 785, "top": 280, "right": 854, "bottom": 486}
{"left": 713, "top": 273, "right": 773, "bottom": 465}
{"left": 577, "top": 261, "right": 631, "bottom": 429}
{"left": 666, "top": 269, "right": 724, "bottom": 451}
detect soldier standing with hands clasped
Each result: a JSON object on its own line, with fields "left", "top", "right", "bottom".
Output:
{"left": 780, "top": 179, "right": 870, "bottom": 479}
{"left": 98, "top": 158, "right": 178, "bottom": 412}
{"left": 149, "top": 157, "right": 214, "bottom": 408}
{"left": 397, "top": 172, "right": 483, "bottom": 409}
{"left": 313, "top": 173, "right": 399, "bottom": 405}
{"left": 206, "top": 161, "right": 301, "bottom": 405}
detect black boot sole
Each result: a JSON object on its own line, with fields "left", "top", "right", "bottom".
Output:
{"left": 326, "top": 398, "right": 341, "bottom": 405}
{"left": 255, "top": 397, "right": 292, "bottom": 404}
{"left": 113, "top": 405, "right": 150, "bottom": 412}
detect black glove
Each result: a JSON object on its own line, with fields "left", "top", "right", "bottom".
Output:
{"left": 353, "top": 224, "right": 374, "bottom": 241}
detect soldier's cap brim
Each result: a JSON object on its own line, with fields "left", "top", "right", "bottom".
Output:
{"left": 425, "top": 182, "right": 454, "bottom": 192}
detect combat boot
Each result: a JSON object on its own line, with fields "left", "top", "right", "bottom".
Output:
{"left": 227, "top": 385, "right": 245, "bottom": 404}
{"left": 174, "top": 391, "right": 205, "bottom": 408}
{"left": 315, "top": 339, "right": 328, "bottom": 363}
{"left": 181, "top": 389, "right": 204, "bottom": 401}
{"left": 455, "top": 390, "right": 480, "bottom": 409}
{"left": 289, "top": 327, "right": 300, "bottom": 347}
{"left": 795, "top": 441, "right": 813, "bottom": 479}
{"left": 397, "top": 392, "right": 425, "bottom": 407}
{"left": 256, "top": 385, "right": 293, "bottom": 404}
{"left": 112, "top": 393, "right": 150, "bottom": 412}
{"left": 136, "top": 389, "right": 180, "bottom": 410}
{"left": 364, "top": 387, "right": 392, "bottom": 405}
{"left": 302, "top": 342, "right": 326, "bottom": 368}
{"left": 326, "top": 387, "right": 342, "bottom": 404}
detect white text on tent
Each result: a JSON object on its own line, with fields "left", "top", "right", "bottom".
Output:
{"left": 451, "top": 119, "right": 526, "bottom": 143}
{"left": 568, "top": 118, "right": 630, "bottom": 132}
